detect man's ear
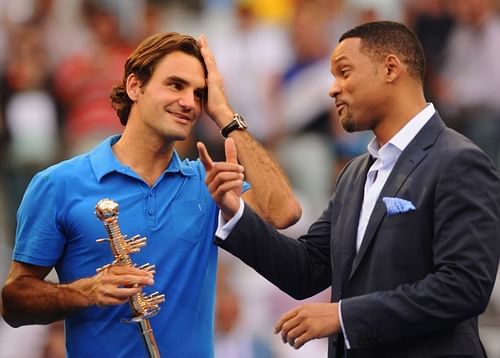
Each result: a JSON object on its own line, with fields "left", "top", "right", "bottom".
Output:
{"left": 384, "top": 54, "right": 402, "bottom": 83}
{"left": 126, "top": 73, "right": 141, "bottom": 101}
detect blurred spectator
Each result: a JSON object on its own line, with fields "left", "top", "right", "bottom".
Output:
{"left": 0, "top": 19, "right": 63, "bottom": 240}
{"left": 0, "top": 319, "right": 50, "bottom": 358}
{"left": 215, "top": 259, "right": 274, "bottom": 358}
{"left": 0, "top": 20, "right": 62, "bottom": 164}
{"left": 0, "top": 0, "right": 89, "bottom": 71}
{"left": 243, "top": 0, "right": 292, "bottom": 25}
{"left": 436, "top": 0, "right": 500, "bottom": 169}
{"left": 347, "top": 0, "right": 404, "bottom": 21}
{"left": 42, "top": 321, "right": 66, "bottom": 358}
{"left": 405, "top": 0, "right": 455, "bottom": 103}
{"left": 273, "top": 0, "right": 340, "bottom": 216}
{"left": 53, "top": 0, "right": 133, "bottom": 155}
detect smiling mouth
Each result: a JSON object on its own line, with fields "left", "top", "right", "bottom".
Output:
{"left": 336, "top": 103, "right": 346, "bottom": 115}
{"left": 168, "top": 111, "right": 191, "bottom": 123}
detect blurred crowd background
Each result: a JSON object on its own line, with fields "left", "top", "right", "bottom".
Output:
{"left": 0, "top": 0, "right": 499, "bottom": 357}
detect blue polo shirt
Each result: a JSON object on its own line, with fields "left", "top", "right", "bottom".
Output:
{"left": 13, "top": 135, "right": 246, "bottom": 357}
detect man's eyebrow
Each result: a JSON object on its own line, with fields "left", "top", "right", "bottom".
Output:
{"left": 333, "top": 54, "right": 348, "bottom": 66}
{"left": 165, "top": 75, "right": 189, "bottom": 84}
{"left": 331, "top": 55, "right": 351, "bottom": 74}
{"left": 166, "top": 75, "right": 207, "bottom": 91}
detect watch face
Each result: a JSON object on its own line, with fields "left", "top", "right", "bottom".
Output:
{"left": 235, "top": 114, "right": 247, "bottom": 128}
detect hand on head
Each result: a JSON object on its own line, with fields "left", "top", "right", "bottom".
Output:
{"left": 197, "top": 34, "right": 234, "bottom": 127}
{"left": 197, "top": 138, "right": 244, "bottom": 220}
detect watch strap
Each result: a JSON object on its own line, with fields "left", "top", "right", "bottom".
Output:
{"left": 220, "top": 113, "right": 247, "bottom": 138}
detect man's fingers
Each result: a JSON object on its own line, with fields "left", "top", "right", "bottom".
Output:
{"left": 198, "top": 34, "right": 207, "bottom": 46}
{"left": 198, "top": 34, "right": 217, "bottom": 69}
{"left": 206, "top": 171, "right": 244, "bottom": 189}
{"left": 225, "top": 138, "right": 238, "bottom": 164}
{"left": 197, "top": 141, "right": 214, "bottom": 170}
{"left": 286, "top": 324, "right": 308, "bottom": 348}
{"left": 274, "top": 308, "right": 298, "bottom": 334}
{"left": 198, "top": 34, "right": 215, "bottom": 73}
{"left": 293, "top": 331, "right": 310, "bottom": 349}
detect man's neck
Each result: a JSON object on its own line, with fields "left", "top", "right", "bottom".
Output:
{"left": 374, "top": 92, "right": 427, "bottom": 147}
{"left": 112, "top": 132, "right": 175, "bottom": 187}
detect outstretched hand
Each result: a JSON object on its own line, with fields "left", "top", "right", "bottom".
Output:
{"left": 197, "top": 138, "right": 244, "bottom": 220}
{"left": 274, "top": 302, "right": 341, "bottom": 350}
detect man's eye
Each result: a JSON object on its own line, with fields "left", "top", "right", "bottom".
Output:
{"left": 195, "top": 89, "right": 207, "bottom": 102}
{"left": 169, "top": 82, "right": 183, "bottom": 90}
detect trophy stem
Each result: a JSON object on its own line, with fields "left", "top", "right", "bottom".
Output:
{"left": 95, "top": 198, "right": 164, "bottom": 358}
{"left": 139, "top": 319, "right": 161, "bottom": 358}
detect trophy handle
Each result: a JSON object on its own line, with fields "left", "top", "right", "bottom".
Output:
{"left": 95, "top": 198, "right": 165, "bottom": 358}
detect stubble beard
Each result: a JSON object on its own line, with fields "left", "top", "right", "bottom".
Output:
{"left": 341, "top": 113, "right": 356, "bottom": 133}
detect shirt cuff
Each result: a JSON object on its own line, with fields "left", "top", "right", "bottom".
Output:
{"left": 215, "top": 198, "right": 245, "bottom": 240}
{"left": 338, "top": 300, "right": 351, "bottom": 350}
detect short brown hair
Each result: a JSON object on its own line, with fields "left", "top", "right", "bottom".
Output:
{"left": 339, "top": 21, "right": 425, "bottom": 84}
{"left": 110, "top": 32, "right": 207, "bottom": 125}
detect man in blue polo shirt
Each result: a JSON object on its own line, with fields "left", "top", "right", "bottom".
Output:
{"left": 1, "top": 32, "right": 301, "bottom": 357}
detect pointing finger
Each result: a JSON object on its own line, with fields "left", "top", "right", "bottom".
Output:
{"left": 197, "top": 141, "right": 214, "bottom": 170}
{"left": 224, "top": 138, "right": 238, "bottom": 164}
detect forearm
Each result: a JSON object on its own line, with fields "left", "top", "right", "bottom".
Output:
{"left": 198, "top": 37, "right": 301, "bottom": 227}
{"left": 2, "top": 275, "right": 94, "bottom": 327}
{"left": 229, "top": 130, "right": 301, "bottom": 228}
{"left": 216, "top": 204, "right": 331, "bottom": 298}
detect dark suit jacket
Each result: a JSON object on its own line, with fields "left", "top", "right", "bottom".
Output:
{"left": 216, "top": 114, "right": 500, "bottom": 358}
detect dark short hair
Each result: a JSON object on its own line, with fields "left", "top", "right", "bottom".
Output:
{"left": 339, "top": 21, "right": 425, "bottom": 83}
{"left": 110, "top": 32, "right": 207, "bottom": 125}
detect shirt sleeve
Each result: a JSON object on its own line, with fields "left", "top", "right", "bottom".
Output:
{"left": 12, "top": 170, "right": 65, "bottom": 267}
{"left": 215, "top": 198, "right": 245, "bottom": 240}
{"left": 339, "top": 300, "right": 351, "bottom": 349}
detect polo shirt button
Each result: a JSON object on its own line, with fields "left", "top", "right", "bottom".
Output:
{"left": 148, "top": 209, "right": 154, "bottom": 215}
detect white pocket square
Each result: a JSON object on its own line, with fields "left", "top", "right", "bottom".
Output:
{"left": 382, "top": 197, "right": 416, "bottom": 216}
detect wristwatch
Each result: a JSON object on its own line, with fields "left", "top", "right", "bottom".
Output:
{"left": 220, "top": 113, "right": 248, "bottom": 138}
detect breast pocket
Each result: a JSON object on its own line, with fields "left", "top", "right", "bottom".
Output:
{"left": 378, "top": 210, "right": 431, "bottom": 270}
{"left": 171, "top": 200, "right": 210, "bottom": 244}
{"left": 382, "top": 209, "right": 425, "bottom": 228}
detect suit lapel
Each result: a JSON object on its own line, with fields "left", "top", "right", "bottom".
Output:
{"left": 348, "top": 113, "right": 445, "bottom": 280}
{"left": 338, "top": 154, "right": 373, "bottom": 291}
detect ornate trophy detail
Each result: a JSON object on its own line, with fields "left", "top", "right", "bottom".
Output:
{"left": 95, "top": 198, "right": 165, "bottom": 358}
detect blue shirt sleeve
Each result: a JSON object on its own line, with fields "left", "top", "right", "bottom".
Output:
{"left": 12, "top": 170, "right": 65, "bottom": 267}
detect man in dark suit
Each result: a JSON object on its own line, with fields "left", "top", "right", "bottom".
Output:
{"left": 197, "top": 21, "right": 500, "bottom": 357}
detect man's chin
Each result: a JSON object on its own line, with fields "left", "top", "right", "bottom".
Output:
{"left": 341, "top": 118, "right": 356, "bottom": 133}
{"left": 162, "top": 132, "right": 188, "bottom": 143}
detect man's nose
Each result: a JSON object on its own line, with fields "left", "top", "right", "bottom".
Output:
{"left": 328, "top": 80, "right": 340, "bottom": 99}
{"left": 178, "top": 91, "right": 195, "bottom": 109}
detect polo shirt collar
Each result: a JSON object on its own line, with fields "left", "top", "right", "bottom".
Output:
{"left": 90, "top": 135, "right": 196, "bottom": 182}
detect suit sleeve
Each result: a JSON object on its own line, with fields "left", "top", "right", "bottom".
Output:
{"left": 215, "top": 200, "right": 333, "bottom": 299}
{"left": 341, "top": 147, "right": 500, "bottom": 348}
